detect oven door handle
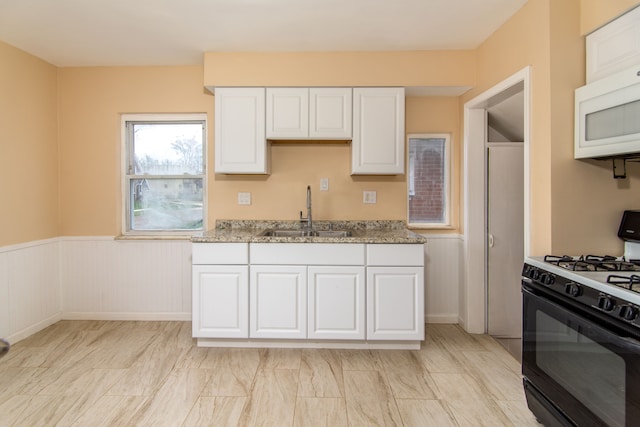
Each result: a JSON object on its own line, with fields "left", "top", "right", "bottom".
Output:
{"left": 618, "top": 335, "right": 640, "bottom": 351}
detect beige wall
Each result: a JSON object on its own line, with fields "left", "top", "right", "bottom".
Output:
{"left": 57, "top": 66, "right": 213, "bottom": 236}
{"left": 56, "top": 66, "right": 460, "bottom": 235}
{"left": 463, "top": 0, "right": 640, "bottom": 255}
{"left": 581, "top": 0, "right": 639, "bottom": 34}
{"left": 465, "top": 0, "right": 553, "bottom": 255}
{"left": 5, "top": 0, "right": 640, "bottom": 247}
{"left": 0, "top": 41, "right": 59, "bottom": 247}
{"left": 203, "top": 51, "right": 476, "bottom": 88}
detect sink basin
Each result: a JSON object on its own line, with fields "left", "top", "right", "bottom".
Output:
{"left": 259, "top": 229, "right": 353, "bottom": 238}
{"left": 315, "top": 230, "right": 353, "bottom": 237}
{"left": 260, "top": 229, "right": 315, "bottom": 237}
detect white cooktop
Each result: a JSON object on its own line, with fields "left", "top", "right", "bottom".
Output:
{"left": 525, "top": 256, "right": 640, "bottom": 306}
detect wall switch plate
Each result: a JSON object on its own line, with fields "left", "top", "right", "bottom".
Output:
{"left": 320, "top": 178, "right": 329, "bottom": 191}
{"left": 237, "top": 192, "right": 251, "bottom": 205}
{"left": 363, "top": 191, "right": 377, "bottom": 204}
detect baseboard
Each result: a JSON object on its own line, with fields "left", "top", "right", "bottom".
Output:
{"left": 425, "top": 314, "right": 459, "bottom": 324}
{"left": 62, "top": 312, "right": 192, "bottom": 322}
{"left": 7, "top": 312, "right": 62, "bottom": 344}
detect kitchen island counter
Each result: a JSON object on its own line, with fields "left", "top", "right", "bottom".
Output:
{"left": 192, "top": 220, "right": 427, "bottom": 244}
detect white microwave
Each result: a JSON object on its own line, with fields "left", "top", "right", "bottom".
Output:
{"left": 575, "top": 64, "right": 640, "bottom": 159}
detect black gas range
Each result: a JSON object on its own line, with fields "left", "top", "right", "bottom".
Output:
{"left": 521, "top": 212, "right": 640, "bottom": 427}
{"left": 524, "top": 254, "right": 640, "bottom": 317}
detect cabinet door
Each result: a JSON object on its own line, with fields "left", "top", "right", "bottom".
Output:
{"left": 250, "top": 265, "right": 307, "bottom": 339}
{"left": 309, "top": 88, "right": 352, "bottom": 139}
{"left": 367, "top": 266, "right": 424, "bottom": 340}
{"left": 352, "top": 87, "right": 405, "bottom": 175}
{"left": 586, "top": 6, "right": 640, "bottom": 83}
{"left": 308, "top": 266, "right": 365, "bottom": 340}
{"left": 266, "top": 88, "right": 309, "bottom": 139}
{"left": 214, "top": 87, "right": 267, "bottom": 174}
{"left": 192, "top": 265, "right": 249, "bottom": 338}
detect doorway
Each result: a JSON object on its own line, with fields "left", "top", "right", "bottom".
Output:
{"left": 486, "top": 84, "right": 525, "bottom": 354}
{"left": 461, "top": 68, "right": 530, "bottom": 353}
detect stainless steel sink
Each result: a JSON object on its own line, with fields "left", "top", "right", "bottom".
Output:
{"left": 315, "top": 230, "right": 353, "bottom": 237}
{"left": 259, "top": 229, "right": 353, "bottom": 237}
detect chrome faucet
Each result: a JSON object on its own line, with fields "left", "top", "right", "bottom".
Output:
{"left": 299, "top": 185, "right": 312, "bottom": 231}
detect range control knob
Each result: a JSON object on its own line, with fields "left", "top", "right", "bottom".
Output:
{"left": 530, "top": 269, "right": 540, "bottom": 280}
{"left": 565, "top": 283, "right": 582, "bottom": 297}
{"left": 598, "top": 296, "right": 616, "bottom": 312}
{"left": 540, "top": 273, "right": 555, "bottom": 285}
{"left": 619, "top": 305, "right": 639, "bottom": 321}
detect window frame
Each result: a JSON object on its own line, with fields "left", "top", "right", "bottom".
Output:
{"left": 121, "top": 113, "right": 207, "bottom": 237}
{"left": 407, "top": 133, "right": 452, "bottom": 229}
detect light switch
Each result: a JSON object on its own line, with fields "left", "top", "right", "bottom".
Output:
{"left": 238, "top": 192, "right": 251, "bottom": 205}
{"left": 320, "top": 178, "right": 329, "bottom": 191}
{"left": 363, "top": 191, "right": 377, "bottom": 204}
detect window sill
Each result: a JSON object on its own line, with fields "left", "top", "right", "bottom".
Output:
{"left": 115, "top": 234, "right": 195, "bottom": 241}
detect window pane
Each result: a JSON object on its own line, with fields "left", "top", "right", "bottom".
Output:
{"left": 408, "top": 137, "right": 446, "bottom": 224}
{"left": 132, "top": 123, "right": 203, "bottom": 174}
{"left": 130, "top": 178, "right": 203, "bottom": 230}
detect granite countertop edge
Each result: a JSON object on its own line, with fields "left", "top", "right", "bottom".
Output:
{"left": 192, "top": 220, "right": 427, "bottom": 244}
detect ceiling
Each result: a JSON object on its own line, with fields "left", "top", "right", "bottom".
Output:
{"left": 0, "top": 0, "right": 527, "bottom": 67}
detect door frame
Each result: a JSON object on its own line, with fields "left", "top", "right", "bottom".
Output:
{"left": 461, "top": 66, "right": 531, "bottom": 334}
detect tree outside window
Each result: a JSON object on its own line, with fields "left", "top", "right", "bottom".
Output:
{"left": 123, "top": 114, "right": 206, "bottom": 234}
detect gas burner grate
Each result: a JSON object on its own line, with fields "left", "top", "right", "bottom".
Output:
{"left": 607, "top": 274, "right": 640, "bottom": 292}
{"left": 544, "top": 254, "right": 640, "bottom": 272}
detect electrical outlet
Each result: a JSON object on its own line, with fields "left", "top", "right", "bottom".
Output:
{"left": 237, "top": 192, "right": 251, "bottom": 205}
{"left": 320, "top": 178, "right": 329, "bottom": 191}
{"left": 363, "top": 191, "right": 377, "bottom": 204}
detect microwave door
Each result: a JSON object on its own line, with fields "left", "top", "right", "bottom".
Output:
{"left": 575, "top": 65, "right": 640, "bottom": 159}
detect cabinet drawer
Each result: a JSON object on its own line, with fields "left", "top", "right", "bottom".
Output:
{"left": 192, "top": 243, "right": 249, "bottom": 264}
{"left": 250, "top": 243, "right": 365, "bottom": 265}
{"left": 367, "top": 244, "right": 424, "bottom": 266}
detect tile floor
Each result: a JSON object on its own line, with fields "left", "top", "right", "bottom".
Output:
{"left": 0, "top": 321, "right": 542, "bottom": 426}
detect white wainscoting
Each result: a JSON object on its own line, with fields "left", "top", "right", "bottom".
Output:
{"left": 423, "top": 234, "right": 462, "bottom": 324}
{"left": 1, "top": 235, "right": 460, "bottom": 344}
{"left": 0, "top": 238, "right": 61, "bottom": 344}
{"left": 60, "top": 237, "right": 192, "bottom": 321}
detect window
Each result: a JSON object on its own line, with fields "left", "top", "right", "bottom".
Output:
{"left": 122, "top": 114, "right": 206, "bottom": 235}
{"left": 408, "top": 133, "right": 451, "bottom": 228}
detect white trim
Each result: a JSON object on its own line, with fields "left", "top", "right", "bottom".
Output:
{"left": 196, "top": 338, "right": 421, "bottom": 350}
{"left": 426, "top": 314, "right": 459, "bottom": 324}
{"left": 0, "top": 237, "right": 59, "bottom": 254}
{"left": 63, "top": 312, "right": 191, "bottom": 321}
{"left": 414, "top": 233, "right": 463, "bottom": 240}
{"left": 407, "top": 133, "right": 452, "bottom": 228}
{"left": 462, "top": 66, "right": 531, "bottom": 334}
{"left": 5, "top": 313, "right": 61, "bottom": 345}
{"left": 120, "top": 113, "right": 208, "bottom": 237}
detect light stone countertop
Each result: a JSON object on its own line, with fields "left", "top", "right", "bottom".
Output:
{"left": 192, "top": 220, "right": 427, "bottom": 244}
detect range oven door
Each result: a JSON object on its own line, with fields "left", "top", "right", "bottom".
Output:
{"left": 522, "top": 282, "right": 640, "bottom": 427}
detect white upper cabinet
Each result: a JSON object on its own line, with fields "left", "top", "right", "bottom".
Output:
{"left": 266, "top": 88, "right": 309, "bottom": 138}
{"left": 587, "top": 5, "right": 640, "bottom": 83}
{"left": 309, "top": 88, "right": 352, "bottom": 139}
{"left": 266, "top": 88, "right": 352, "bottom": 139}
{"left": 214, "top": 87, "right": 268, "bottom": 174}
{"left": 352, "top": 87, "right": 405, "bottom": 175}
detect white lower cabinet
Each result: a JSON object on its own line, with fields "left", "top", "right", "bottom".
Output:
{"left": 308, "top": 266, "right": 365, "bottom": 340}
{"left": 366, "top": 267, "right": 424, "bottom": 340}
{"left": 192, "top": 242, "right": 424, "bottom": 346}
{"left": 250, "top": 265, "right": 307, "bottom": 339}
{"left": 192, "top": 265, "right": 249, "bottom": 338}
{"left": 366, "top": 244, "right": 425, "bottom": 341}
{"left": 192, "top": 243, "right": 249, "bottom": 338}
